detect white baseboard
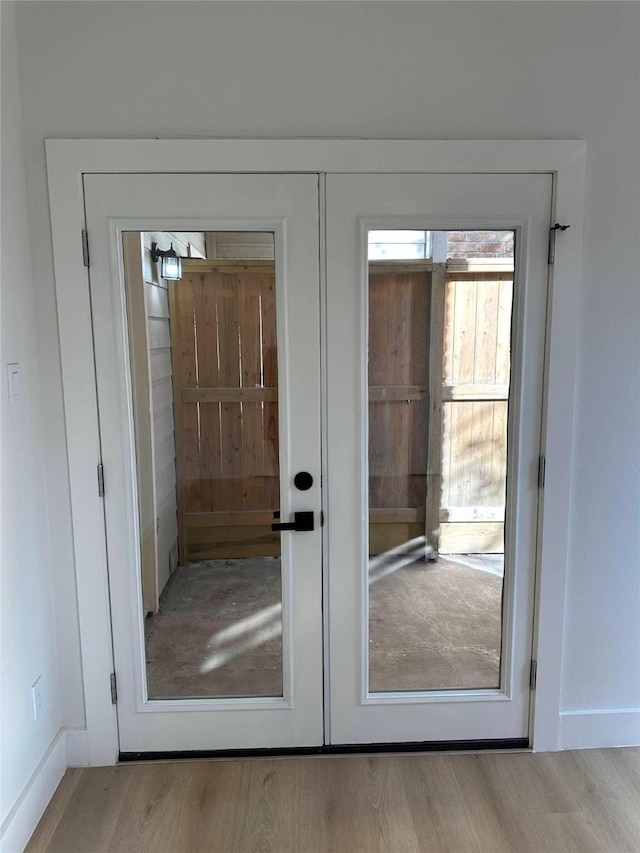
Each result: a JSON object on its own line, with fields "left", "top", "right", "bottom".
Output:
{"left": 0, "top": 730, "right": 66, "bottom": 853}
{"left": 65, "top": 728, "right": 90, "bottom": 767}
{"left": 559, "top": 708, "right": 640, "bottom": 750}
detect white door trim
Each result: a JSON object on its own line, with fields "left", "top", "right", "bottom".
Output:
{"left": 45, "top": 139, "right": 586, "bottom": 763}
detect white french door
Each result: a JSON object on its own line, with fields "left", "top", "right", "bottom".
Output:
{"left": 325, "top": 173, "right": 552, "bottom": 744}
{"left": 84, "top": 173, "right": 324, "bottom": 752}
{"left": 84, "top": 170, "right": 551, "bottom": 753}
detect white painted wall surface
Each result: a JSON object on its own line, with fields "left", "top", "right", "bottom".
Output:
{"left": 141, "top": 234, "right": 179, "bottom": 602}
{"left": 11, "top": 1, "right": 640, "bottom": 741}
{"left": 0, "top": 2, "right": 64, "bottom": 843}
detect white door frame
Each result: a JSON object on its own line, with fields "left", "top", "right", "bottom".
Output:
{"left": 46, "top": 139, "right": 586, "bottom": 764}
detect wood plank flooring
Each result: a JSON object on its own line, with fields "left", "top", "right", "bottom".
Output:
{"left": 27, "top": 748, "right": 639, "bottom": 853}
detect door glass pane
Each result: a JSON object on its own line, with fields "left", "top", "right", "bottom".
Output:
{"left": 123, "top": 230, "right": 283, "bottom": 700}
{"left": 368, "top": 229, "right": 514, "bottom": 692}
{"left": 368, "top": 230, "right": 432, "bottom": 261}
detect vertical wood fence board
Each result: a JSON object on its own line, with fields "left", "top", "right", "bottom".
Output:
{"left": 169, "top": 279, "right": 187, "bottom": 562}
{"left": 410, "top": 274, "right": 429, "bottom": 510}
{"left": 239, "top": 275, "right": 266, "bottom": 509}
{"left": 425, "top": 260, "right": 446, "bottom": 553}
{"left": 496, "top": 278, "right": 513, "bottom": 386}
{"left": 261, "top": 272, "right": 280, "bottom": 509}
{"left": 219, "top": 273, "right": 244, "bottom": 511}
{"left": 179, "top": 278, "right": 202, "bottom": 517}
{"left": 474, "top": 277, "right": 498, "bottom": 383}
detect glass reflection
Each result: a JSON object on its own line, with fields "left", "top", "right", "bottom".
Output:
{"left": 123, "top": 230, "right": 283, "bottom": 699}
{"left": 368, "top": 230, "right": 514, "bottom": 692}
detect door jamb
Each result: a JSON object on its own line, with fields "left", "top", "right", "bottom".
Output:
{"left": 45, "top": 139, "right": 586, "bottom": 764}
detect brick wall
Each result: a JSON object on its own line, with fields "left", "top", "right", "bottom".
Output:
{"left": 446, "top": 230, "right": 514, "bottom": 259}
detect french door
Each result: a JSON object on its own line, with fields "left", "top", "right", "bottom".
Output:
{"left": 325, "top": 174, "right": 552, "bottom": 744}
{"left": 84, "top": 170, "right": 551, "bottom": 753}
{"left": 84, "top": 174, "right": 324, "bottom": 752}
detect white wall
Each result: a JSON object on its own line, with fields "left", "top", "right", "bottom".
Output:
{"left": 11, "top": 1, "right": 640, "bottom": 744}
{"left": 0, "top": 3, "right": 65, "bottom": 847}
{"left": 142, "top": 234, "right": 180, "bottom": 602}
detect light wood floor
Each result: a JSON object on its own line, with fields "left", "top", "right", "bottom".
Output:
{"left": 27, "top": 748, "right": 639, "bottom": 853}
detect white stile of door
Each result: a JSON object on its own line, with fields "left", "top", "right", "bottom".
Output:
{"left": 84, "top": 173, "right": 323, "bottom": 752}
{"left": 325, "top": 173, "right": 553, "bottom": 745}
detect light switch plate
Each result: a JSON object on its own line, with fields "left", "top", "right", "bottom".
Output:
{"left": 7, "top": 363, "right": 21, "bottom": 404}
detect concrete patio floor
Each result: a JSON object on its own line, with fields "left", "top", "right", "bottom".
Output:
{"left": 145, "top": 554, "right": 503, "bottom": 699}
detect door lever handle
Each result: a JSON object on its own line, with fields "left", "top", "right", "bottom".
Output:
{"left": 272, "top": 511, "right": 314, "bottom": 532}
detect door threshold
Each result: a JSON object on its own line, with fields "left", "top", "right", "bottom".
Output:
{"left": 119, "top": 738, "right": 529, "bottom": 763}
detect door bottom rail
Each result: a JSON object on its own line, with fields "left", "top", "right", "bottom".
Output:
{"left": 119, "top": 738, "right": 529, "bottom": 762}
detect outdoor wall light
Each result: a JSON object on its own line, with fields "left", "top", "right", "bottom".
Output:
{"left": 150, "top": 242, "right": 182, "bottom": 281}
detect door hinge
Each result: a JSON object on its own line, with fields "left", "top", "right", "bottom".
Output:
{"left": 82, "top": 229, "right": 90, "bottom": 268}
{"left": 548, "top": 223, "right": 570, "bottom": 265}
{"left": 97, "top": 462, "right": 105, "bottom": 497}
{"left": 530, "top": 660, "right": 538, "bottom": 691}
{"left": 110, "top": 672, "right": 117, "bottom": 704}
{"left": 538, "top": 455, "right": 546, "bottom": 489}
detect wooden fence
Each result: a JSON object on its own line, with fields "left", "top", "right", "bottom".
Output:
{"left": 368, "top": 262, "right": 430, "bottom": 554}
{"left": 440, "top": 270, "right": 512, "bottom": 553}
{"left": 170, "top": 258, "right": 512, "bottom": 562}
{"left": 170, "top": 259, "right": 280, "bottom": 561}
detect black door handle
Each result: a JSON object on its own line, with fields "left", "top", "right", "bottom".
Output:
{"left": 272, "top": 511, "right": 314, "bottom": 532}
